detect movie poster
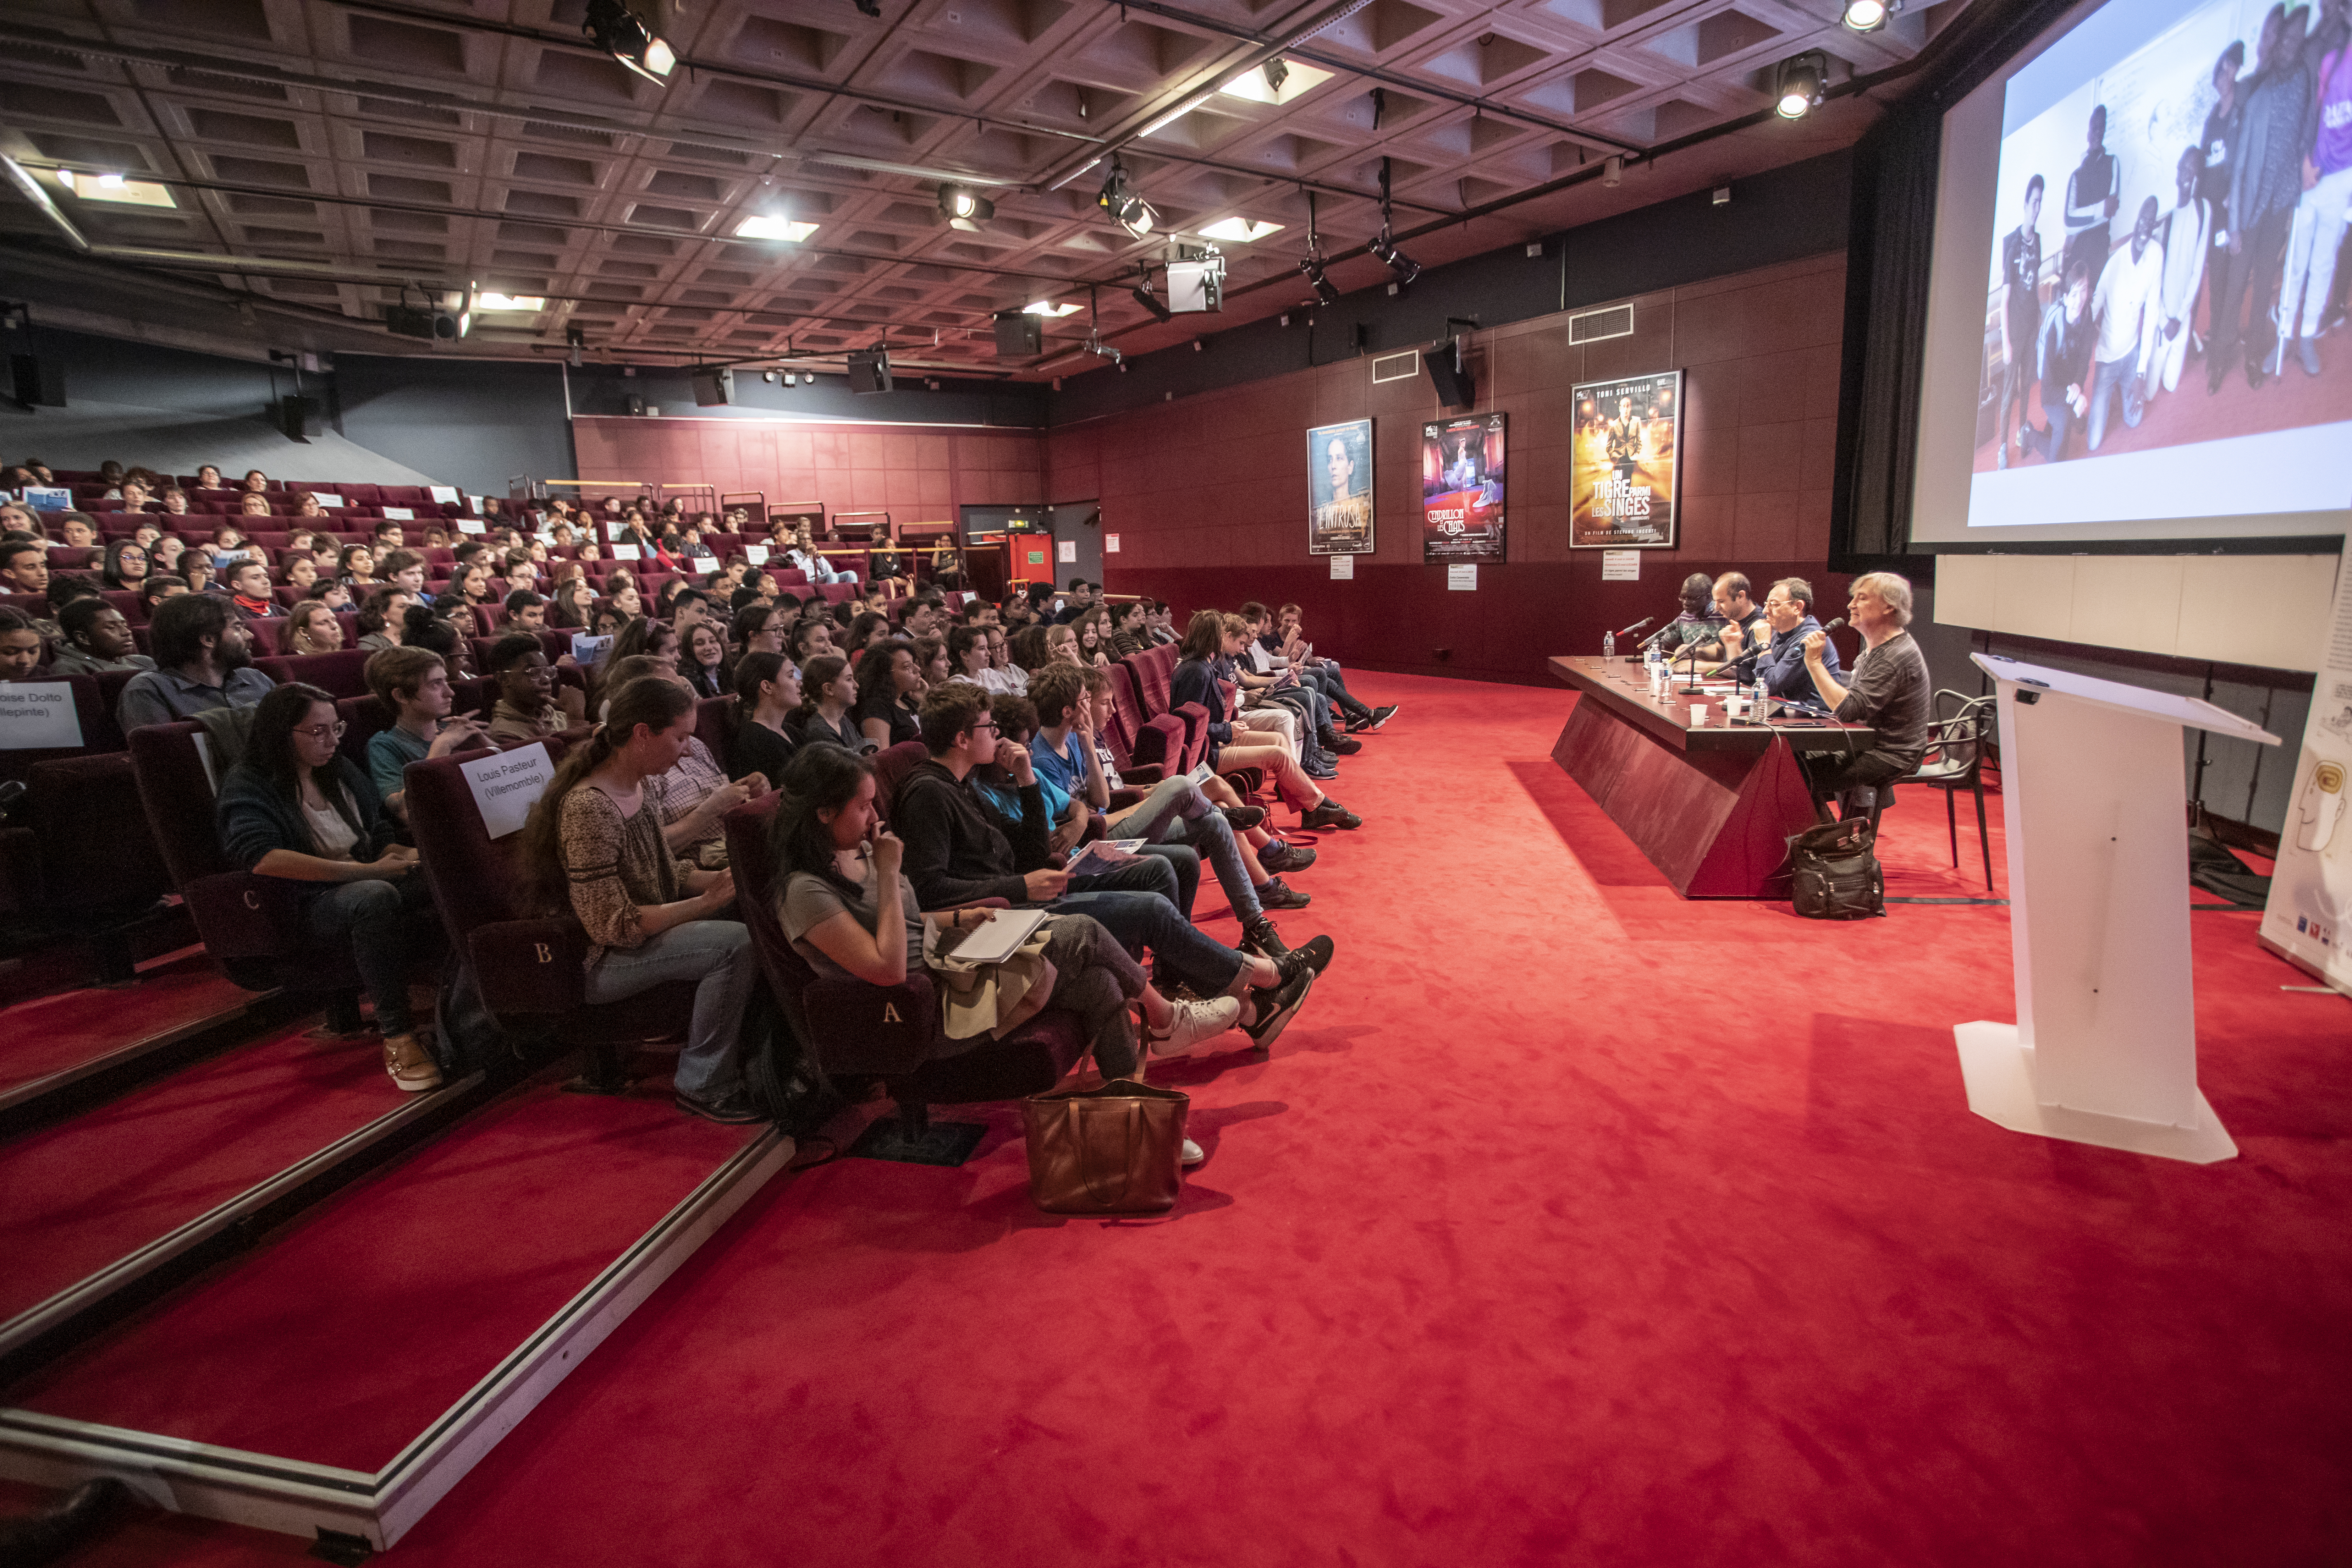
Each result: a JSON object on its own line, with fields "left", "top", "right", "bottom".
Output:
{"left": 1306, "top": 418, "right": 1375, "bottom": 556}
{"left": 1420, "top": 413, "right": 1507, "bottom": 562}
{"left": 2260, "top": 568, "right": 2352, "bottom": 997}
{"left": 1570, "top": 370, "right": 1681, "bottom": 549}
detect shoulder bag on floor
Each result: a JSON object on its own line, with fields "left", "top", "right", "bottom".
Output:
{"left": 1022, "top": 1079, "right": 1189, "bottom": 1214}
{"left": 1789, "top": 817, "right": 1884, "bottom": 919}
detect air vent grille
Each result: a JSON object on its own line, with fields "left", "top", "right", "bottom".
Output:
{"left": 1369, "top": 350, "right": 1419, "bottom": 384}
{"left": 1569, "top": 305, "right": 1634, "bottom": 343}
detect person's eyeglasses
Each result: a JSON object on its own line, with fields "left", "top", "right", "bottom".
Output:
{"left": 971, "top": 720, "right": 999, "bottom": 736}
{"left": 293, "top": 721, "right": 347, "bottom": 741}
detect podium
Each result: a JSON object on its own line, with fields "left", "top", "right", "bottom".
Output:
{"left": 1956, "top": 654, "right": 2278, "bottom": 1164}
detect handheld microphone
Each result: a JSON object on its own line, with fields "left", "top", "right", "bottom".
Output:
{"left": 1818, "top": 616, "right": 1846, "bottom": 634}
{"left": 1613, "top": 615, "right": 1654, "bottom": 639}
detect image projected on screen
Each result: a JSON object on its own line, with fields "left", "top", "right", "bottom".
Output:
{"left": 1971, "top": 0, "right": 2352, "bottom": 530}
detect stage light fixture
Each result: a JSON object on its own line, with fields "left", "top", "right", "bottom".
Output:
{"left": 1603, "top": 155, "right": 1623, "bottom": 187}
{"left": 1131, "top": 266, "right": 1174, "bottom": 322}
{"left": 567, "top": 325, "right": 585, "bottom": 367}
{"left": 1841, "top": 0, "right": 1896, "bottom": 29}
{"left": 582, "top": 0, "right": 675, "bottom": 83}
{"left": 1262, "top": 58, "right": 1290, "bottom": 95}
{"left": 1096, "top": 158, "right": 1158, "bottom": 238}
{"left": 1300, "top": 258, "right": 1340, "bottom": 306}
{"left": 1775, "top": 53, "right": 1826, "bottom": 119}
{"left": 938, "top": 184, "right": 995, "bottom": 231}
{"left": 762, "top": 368, "right": 778, "bottom": 383}
{"left": 1370, "top": 235, "right": 1420, "bottom": 288}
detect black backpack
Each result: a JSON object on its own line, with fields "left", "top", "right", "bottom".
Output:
{"left": 1789, "top": 817, "right": 1884, "bottom": 919}
{"left": 739, "top": 980, "right": 850, "bottom": 1139}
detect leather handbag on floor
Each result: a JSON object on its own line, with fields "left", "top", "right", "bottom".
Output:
{"left": 1789, "top": 816, "right": 1884, "bottom": 919}
{"left": 1021, "top": 1079, "right": 1190, "bottom": 1214}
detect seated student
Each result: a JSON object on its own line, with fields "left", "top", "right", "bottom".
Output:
{"left": 1729, "top": 577, "right": 1839, "bottom": 700}
{"left": 1102, "top": 599, "right": 1151, "bottom": 659}
{"left": 1, "top": 537, "right": 49, "bottom": 598}
{"left": 503, "top": 588, "right": 547, "bottom": 632}
{"left": 784, "top": 522, "right": 857, "bottom": 586}
{"left": 217, "top": 682, "right": 443, "bottom": 1092}
{"left": 1643, "top": 573, "right": 1724, "bottom": 669}
{"left": 786, "top": 616, "right": 835, "bottom": 670}
{"left": 730, "top": 651, "right": 800, "bottom": 787}
{"left": 336, "top": 545, "right": 378, "bottom": 587}
{"left": 981, "top": 624, "right": 1027, "bottom": 697}
{"left": 548, "top": 578, "right": 594, "bottom": 631}
{"left": 377, "top": 550, "right": 429, "bottom": 601}
{"left": 286, "top": 600, "right": 344, "bottom": 656}
{"left": 602, "top": 574, "right": 646, "bottom": 620}
{"left": 1072, "top": 609, "right": 1115, "bottom": 668}
{"left": 58, "top": 512, "right": 101, "bottom": 551}
{"left": 680, "top": 619, "right": 731, "bottom": 699}
{"left": 0, "top": 606, "right": 44, "bottom": 680}
{"left": 281, "top": 555, "right": 323, "bottom": 597}
{"left": 159, "top": 486, "right": 191, "bottom": 517}
{"left": 794, "top": 654, "right": 865, "bottom": 753}
{"left": 223, "top": 559, "right": 283, "bottom": 620}
{"left": 371, "top": 518, "right": 407, "bottom": 552}
{"left": 137, "top": 573, "right": 189, "bottom": 619}
{"left": 1053, "top": 578, "right": 1096, "bottom": 625}
{"left": 236, "top": 493, "right": 273, "bottom": 521}
{"left": 1025, "top": 662, "right": 1310, "bottom": 929}
{"left": 1689, "top": 573, "right": 1767, "bottom": 664}
{"left": 995, "top": 588, "right": 1034, "bottom": 631}
{"left": 854, "top": 636, "right": 924, "bottom": 750}
{"left": 95, "top": 543, "right": 146, "bottom": 597}
{"left": 1042, "top": 623, "right": 1083, "bottom": 669}
{"left": 240, "top": 469, "right": 269, "bottom": 493}
{"left": 842, "top": 609, "right": 887, "bottom": 661}
{"left": 1172, "top": 611, "right": 1361, "bottom": 831}
{"left": 404, "top": 604, "right": 477, "bottom": 681}
{"left": 1270, "top": 602, "right": 1394, "bottom": 732}
{"left": 194, "top": 464, "right": 225, "bottom": 491}
{"left": 1797, "top": 572, "right": 1932, "bottom": 813}
{"left": 1237, "top": 601, "right": 1352, "bottom": 761}
{"left": 861, "top": 537, "right": 907, "bottom": 596}
{"left": 913, "top": 633, "right": 952, "bottom": 693}
{"left": 117, "top": 592, "right": 273, "bottom": 730}
{"left": 518, "top": 674, "right": 760, "bottom": 1124}
{"left": 363, "top": 645, "right": 488, "bottom": 822}
{"left": 731, "top": 603, "right": 782, "bottom": 660}
{"left": 945, "top": 624, "right": 992, "bottom": 688}
{"left": 642, "top": 672, "right": 767, "bottom": 867}
{"left": 355, "top": 588, "right": 414, "bottom": 653}
{"left": 893, "top": 684, "right": 1320, "bottom": 1051}
{"left": 482, "top": 633, "right": 586, "bottom": 743}
{"left": 51, "top": 597, "right": 154, "bottom": 677}
{"left": 771, "top": 744, "right": 1224, "bottom": 1130}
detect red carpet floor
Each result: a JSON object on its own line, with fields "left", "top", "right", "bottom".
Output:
{"left": 7, "top": 1069, "right": 754, "bottom": 1470}
{"left": 0, "top": 946, "right": 251, "bottom": 1097}
{"left": 0, "top": 1022, "right": 414, "bottom": 1322}
{"left": 18, "top": 672, "right": 2352, "bottom": 1566}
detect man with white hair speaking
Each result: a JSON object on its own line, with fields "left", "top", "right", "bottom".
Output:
{"left": 1797, "top": 572, "right": 1933, "bottom": 817}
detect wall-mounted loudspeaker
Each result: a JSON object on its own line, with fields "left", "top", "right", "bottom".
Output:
{"left": 275, "top": 395, "right": 322, "bottom": 442}
{"left": 1424, "top": 336, "right": 1475, "bottom": 410}
{"left": 624, "top": 393, "right": 648, "bottom": 417}
{"left": 993, "top": 312, "right": 1042, "bottom": 357}
{"left": 848, "top": 348, "right": 892, "bottom": 395}
{"left": 690, "top": 365, "right": 735, "bottom": 407}
{"left": 10, "top": 356, "right": 64, "bottom": 407}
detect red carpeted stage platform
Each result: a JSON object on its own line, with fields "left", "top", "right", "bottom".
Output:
{"left": 8, "top": 671, "right": 2348, "bottom": 1566}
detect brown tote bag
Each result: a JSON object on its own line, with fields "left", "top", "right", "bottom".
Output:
{"left": 1021, "top": 1079, "right": 1190, "bottom": 1214}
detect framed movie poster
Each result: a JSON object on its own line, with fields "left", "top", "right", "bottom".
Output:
{"left": 1306, "top": 418, "right": 1375, "bottom": 556}
{"left": 1570, "top": 370, "right": 1681, "bottom": 549}
{"left": 1420, "top": 412, "right": 1507, "bottom": 562}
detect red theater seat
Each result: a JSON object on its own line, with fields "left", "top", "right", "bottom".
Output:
{"left": 255, "top": 649, "right": 371, "bottom": 699}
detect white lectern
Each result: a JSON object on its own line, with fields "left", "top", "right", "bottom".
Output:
{"left": 1956, "top": 654, "right": 2279, "bottom": 1164}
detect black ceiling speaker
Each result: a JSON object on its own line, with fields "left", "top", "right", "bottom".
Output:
{"left": 848, "top": 347, "right": 892, "bottom": 395}
{"left": 993, "top": 312, "right": 1042, "bottom": 357}
{"left": 10, "top": 356, "right": 64, "bottom": 408}
{"left": 1425, "top": 336, "right": 1474, "bottom": 409}
{"left": 690, "top": 365, "right": 735, "bottom": 407}
{"left": 275, "top": 395, "right": 321, "bottom": 442}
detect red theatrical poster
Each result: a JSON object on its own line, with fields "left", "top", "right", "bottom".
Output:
{"left": 1570, "top": 370, "right": 1681, "bottom": 548}
{"left": 1420, "top": 412, "right": 1506, "bottom": 562}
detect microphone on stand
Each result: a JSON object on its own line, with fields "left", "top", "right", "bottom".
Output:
{"left": 1613, "top": 615, "right": 1654, "bottom": 639}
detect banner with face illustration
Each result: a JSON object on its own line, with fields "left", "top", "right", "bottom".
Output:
{"left": 1420, "top": 413, "right": 1506, "bottom": 562}
{"left": 1307, "top": 419, "right": 1375, "bottom": 556}
{"left": 2260, "top": 566, "right": 2352, "bottom": 997}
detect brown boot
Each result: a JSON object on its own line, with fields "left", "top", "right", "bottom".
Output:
{"left": 383, "top": 1033, "right": 442, "bottom": 1093}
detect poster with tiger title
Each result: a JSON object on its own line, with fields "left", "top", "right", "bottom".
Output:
{"left": 1570, "top": 370, "right": 1682, "bottom": 549}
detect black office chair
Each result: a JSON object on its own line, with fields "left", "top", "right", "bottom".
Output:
{"left": 1899, "top": 692, "right": 1996, "bottom": 888}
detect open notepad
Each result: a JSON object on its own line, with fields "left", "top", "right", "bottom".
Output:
{"left": 934, "top": 907, "right": 1047, "bottom": 966}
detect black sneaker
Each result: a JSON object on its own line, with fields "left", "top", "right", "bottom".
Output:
{"left": 1218, "top": 804, "right": 1266, "bottom": 831}
{"left": 1365, "top": 704, "right": 1398, "bottom": 730}
{"left": 1327, "top": 735, "right": 1363, "bottom": 755}
{"left": 1240, "top": 917, "right": 1291, "bottom": 958}
{"left": 675, "top": 1084, "right": 767, "bottom": 1124}
{"left": 1276, "top": 934, "right": 1334, "bottom": 978}
{"left": 1256, "top": 876, "right": 1311, "bottom": 910}
{"left": 1240, "top": 966, "right": 1315, "bottom": 1050}
{"left": 1259, "top": 840, "right": 1317, "bottom": 874}
{"left": 1301, "top": 799, "right": 1361, "bottom": 831}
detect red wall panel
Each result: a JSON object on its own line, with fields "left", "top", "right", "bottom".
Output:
{"left": 1050, "top": 252, "right": 1851, "bottom": 685}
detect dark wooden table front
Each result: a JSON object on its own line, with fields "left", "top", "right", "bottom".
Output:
{"left": 1546, "top": 655, "right": 1877, "bottom": 898}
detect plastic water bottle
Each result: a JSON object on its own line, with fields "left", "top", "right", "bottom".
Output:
{"left": 1602, "top": 628, "right": 1615, "bottom": 659}
{"left": 1752, "top": 674, "right": 1770, "bottom": 723}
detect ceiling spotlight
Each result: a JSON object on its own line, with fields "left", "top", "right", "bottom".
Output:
{"left": 1841, "top": 0, "right": 1896, "bottom": 29}
{"left": 1370, "top": 235, "right": 1420, "bottom": 289}
{"left": 1097, "top": 158, "right": 1158, "bottom": 238}
{"left": 567, "top": 325, "right": 585, "bottom": 367}
{"left": 1775, "top": 52, "right": 1827, "bottom": 119}
{"left": 1131, "top": 266, "right": 1174, "bottom": 322}
{"left": 762, "top": 368, "right": 778, "bottom": 383}
{"left": 938, "top": 183, "right": 995, "bottom": 231}
{"left": 1262, "top": 57, "right": 1290, "bottom": 95}
{"left": 853, "top": 0, "right": 880, "bottom": 14}
{"left": 1603, "top": 155, "right": 1623, "bottom": 187}
{"left": 582, "top": 0, "right": 675, "bottom": 83}
{"left": 1300, "top": 259, "right": 1340, "bottom": 306}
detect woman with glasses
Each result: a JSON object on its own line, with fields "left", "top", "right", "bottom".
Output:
{"left": 217, "top": 681, "right": 445, "bottom": 1093}
{"left": 99, "top": 538, "right": 149, "bottom": 590}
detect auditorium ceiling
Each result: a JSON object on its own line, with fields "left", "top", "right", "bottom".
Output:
{"left": 0, "top": 0, "right": 1975, "bottom": 377}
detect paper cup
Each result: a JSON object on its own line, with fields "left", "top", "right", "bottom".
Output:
{"left": 1688, "top": 703, "right": 1708, "bottom": 725}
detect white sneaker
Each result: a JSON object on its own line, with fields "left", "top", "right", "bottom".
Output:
{"left": 1181, "top": 1138, "right": 1205, "bottom": 1165}
{"left": 1147, "top": 995, "right": 1242, "bottom": 1056}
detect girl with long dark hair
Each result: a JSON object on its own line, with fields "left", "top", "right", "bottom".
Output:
{"left": 795, "top": 654, "right": 863, "bottom": 752}
{"left": 731, "top": 651, "right": 800, "bottom": 787}
{"left": 216, "top": 682, "right": 442, "bottom": 1091}
{"left": 854, "top": 636, "right": 922, "bottom": 751}
{"left": 516, "top": 672, "right": 760, "bottom": 1122}
{"left": 100, "top": 538, "right": 149, "bottom": 590}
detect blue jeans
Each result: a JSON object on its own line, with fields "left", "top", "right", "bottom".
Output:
{"left": 301, "top": 873, "right": 436, "bottom": 1036}
{"left": 1304, "top": 663, "right": 1370, "bottom": 721}
{"left": 1046, "top": 889, "right": 1245, "bottom": 996}
{"left": 2034, "top": 385, "right": 2077, "bottom": 461}
{"left": 1109, "top": 780, "right": 1260, "bottom": 925}
{"left": 1167, "top": 809, "right": 1261, "bottom": 925}
{"left": 2085, "top": 353, "right": 2144, "bottom": 451}
{"left": 1068, "top": 849, "right": 1197, "bottom": 920}
{"left": 582, "top": 919, "right": 756, "bottom": 1096}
